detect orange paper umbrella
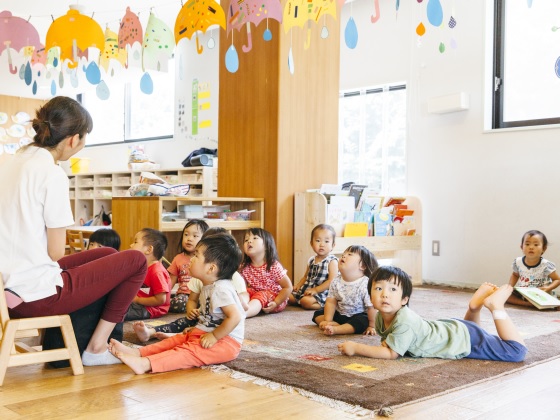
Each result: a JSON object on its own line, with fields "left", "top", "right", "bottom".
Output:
{"left": 45, "top": 8, "right": 104, "bottom": 68}
{"left": 175, "top": 0, "right": 226, "bottom": 54}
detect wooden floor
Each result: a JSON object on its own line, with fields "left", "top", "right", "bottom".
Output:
{"left": 1, "top": 356, "right": 560, "bottom": 419}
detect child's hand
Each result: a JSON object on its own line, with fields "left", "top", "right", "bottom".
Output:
{"left": 200, "top": 332, "right": 218, "bottom": 348}
{"left": 186, "top": 308, "right": 200, "bottom": 320}
{"left": 338, "top": 341, "right": 357, "bottom": 356}
{"left": 304, "top": 288, "right": 317, "bottom": 296}
{"left": 263, "top": 301, "right": 278, "bottom": 313}
{"left": 363, "top": 326, "right": 376, "bottom": 336}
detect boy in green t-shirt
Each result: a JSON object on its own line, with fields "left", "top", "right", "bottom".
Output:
{"left": 338, "top": 266, "right": 527, "bottom": 362}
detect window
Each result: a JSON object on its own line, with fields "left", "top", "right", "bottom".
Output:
{"left": 79, "top": 65, "right": 174, "bottom": 146}
{"left": 338, "top": 84, "right": 407, "bottom": 195}
{"left": 493, "top": 0, "right": 560, "bottom": 128}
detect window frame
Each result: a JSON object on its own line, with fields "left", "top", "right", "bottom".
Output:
{"left": 492, "top": 0, "right": 560, "bottom": 129}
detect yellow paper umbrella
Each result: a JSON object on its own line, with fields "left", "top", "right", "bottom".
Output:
{"left": 175, "top": 0, "right": 226, "bottom": 54}
{"left": 45, "top": 9, "right": 104, "bottom": 68}
{"left": 100, "top": 27, "right": 127, "bottom": 71}
{"left": 283, "top": 0, "right": 338, "bottom": 48}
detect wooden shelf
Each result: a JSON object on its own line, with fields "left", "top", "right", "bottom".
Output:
{"left": 294, "top": 191, "right": 422, "bottom": 285}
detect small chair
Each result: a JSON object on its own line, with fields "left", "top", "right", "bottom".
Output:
{"left": 0, "top": 275, "right": 84, "bottom": 386}
{"left": 67, "top": 230, "right": 85, "bottom": 254}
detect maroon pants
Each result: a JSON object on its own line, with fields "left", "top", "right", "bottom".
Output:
{"left": 9, "top": 248, "right": 147, "bottom": 323}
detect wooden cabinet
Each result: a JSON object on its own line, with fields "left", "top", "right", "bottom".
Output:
{"left": 112, "top": 196, "right": 264, "bottom": 261}
{"left": 294, "top": 192, "right": 422, "bottom": 285}
{"left": 68, "top": 166, "right": 217, "bottom": 224}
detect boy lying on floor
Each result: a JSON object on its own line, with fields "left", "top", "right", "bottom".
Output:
{"left": 338, "top": 266, "right": 527, "bottom": 363}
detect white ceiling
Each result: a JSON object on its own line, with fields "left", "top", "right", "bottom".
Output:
{"left": 2, "top": 0, "right": 181, "bottom": 41}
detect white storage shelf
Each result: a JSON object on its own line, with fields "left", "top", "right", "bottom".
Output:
{"left": 68, "top": 166, "right": 217, "bottom": 223}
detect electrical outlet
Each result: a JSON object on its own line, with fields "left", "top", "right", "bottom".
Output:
{"left": 432, "top": 240, "right": 440, "bottom": 256}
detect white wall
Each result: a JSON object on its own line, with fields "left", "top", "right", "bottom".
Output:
{"left": 342, "top": 0, "right": 560, "bottom": 288}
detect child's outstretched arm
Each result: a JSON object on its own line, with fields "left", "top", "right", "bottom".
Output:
{"left": 200, "top": 304, "right": 241, "bottom": 349}
{"left": 541, "top": 271, "right": 560, "bottom": 293}
{"left": 263, "top": 275, "right": 293, "bottom": 313}
{"left": 364, "top": 305, "right": 377, "bottom": 336}
{"left": 293, "top": 266, "right": 310, "bottom": 293}
{"left": 134, "top": 292, "right": 167, "bottom": 307}
{"left": 338, "top": 340, "right": 399, "bottom": 359}
{"left": 508, "top": 272, "right": 519, "bottom": 287}
{"left": 186, "top": 291, "right": 200, "bottom": 320}
{"left": 169, "top": 274, "right": 178, "bottom": 290}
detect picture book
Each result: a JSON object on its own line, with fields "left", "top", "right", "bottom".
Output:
{"left": 514, "top": 287, "right": 560, "bottom": 309}
{"left": 358, "top": 189, "right": 384, "bottom": 212}
{"left": 348, "top": 184, "right": 369, "bottom": 208}
{"left": 327, "top": 195, "right": 356, "bottom": 236}
{"left": 344, "top": 222, "right": 369, "bottom": 237}
{"left": 373, "top": 213, "right": 393, "bottom": 236}
{"left": 384, "top": 197, "right": 406, "bottom": 207}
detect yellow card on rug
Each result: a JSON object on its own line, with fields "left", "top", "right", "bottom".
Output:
{"left": 343, "top": 363, "right": 377, "bottom": 372}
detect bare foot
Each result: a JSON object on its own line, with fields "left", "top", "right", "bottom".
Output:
{"left": 323, "top": 325, "right": 336, "bottom": 336}
{"left": 109, "top": 338, "right": 140, "bottom": 357}
{"left": 469, "top": 282, "right": 498, "bottom": 312}
{"left": 115, "top": 351, "right": 152, "bottom": 375}
{"left": 133, "top": 321, "right": 154, "bottom": 343}
{"left": 154, "top": 332, "right": 176, "bottom": 340}
{"left": 484, "top": 284, "right": 513, "bottom": 311}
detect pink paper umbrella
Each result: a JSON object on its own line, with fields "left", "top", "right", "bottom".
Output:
{"left": 118, "top": 7, "right": 143, "bottom": 68}
{"left": 0, "top": 11, "right": 44, "bottom": 73}
{"left": 227, "top": 0, "right": 282, "bottom": 53}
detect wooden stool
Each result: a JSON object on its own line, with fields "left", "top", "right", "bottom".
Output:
{"left": 0, "top": 275, "right": 84, "bottom": 386}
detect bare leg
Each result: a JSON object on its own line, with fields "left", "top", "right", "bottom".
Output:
{"left": 154, "top": 332, "right": 178, "bottom": 340}
{"left": 323, "top": 323, "right": 355, "bottom": 336}
{"left": 300, "top": 296, "right": 321, "bottom": 310}
{"left": 133, "top": 321, "right": 156, "bottom": 342}
{"left": 483, "top": 284, "right": 525, "bottom": 345}
{"left": 506, "top": 294, "right": 535, "bottom": 307}
{"left": 108, "top": 338, "right": 141, "bottom": 356}
{"left": 114, "top": 352, "right": 152, "bottom": 374}
{"left": 245, "top": 299, "right": 263, "bottom": 318}
{"left": 288, "top": 294, "right": 298, "bottom": 305}
{"left": 85, "top": 319, "right": 117, "bottom": 353}
{"left": 464, "top": 282, "right": 498, "bottom": 324}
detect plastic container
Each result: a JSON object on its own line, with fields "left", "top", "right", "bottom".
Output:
{"left": 69, "top": 157, "right": 90, "bottom": 174}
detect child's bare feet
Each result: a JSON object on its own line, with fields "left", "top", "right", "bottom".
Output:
{"left": 483, "top": 284, "right": 513, "bottom": 311}
{"left": 115, "top": 352, "right": 152, "bottom": 375}
{"left": 154, "top": 332, "right": 176, "bottom": 340}
{"left": 323, "top": 325, "right": 336, "bottom": 335}
{"left": 133, "top": 321, "right": 154, "bottom": 343}
{"left": 109, "top": 338, "right": 140, "bottom": 357}
{"left": 469, "top": 282, "right": 499, "bottom": 312}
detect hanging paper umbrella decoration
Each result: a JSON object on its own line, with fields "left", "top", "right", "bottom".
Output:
{"left": 45, "top": 8, "right": 105, "bottom": 69}
{"left": 227, "top": 0, "right": 282, "bottom": 53}
{"left": 143, "top": 12, "right": 175, "bottom": 72}
{"left": 0, "top": 11, "right": 44, "bottom": 74}
{"left": 283, "top": 0, "right": 338, "bottom": 50}
{"left": 100, "top": 26, "right": 127, "bottom": 72}
{"left": 118, "top": 7, "right": 143, "bottom": 68}
{"left": 371, "top": 0, "right": 380, "bottom": 23}
{"left": 175, "top": 0, "right": 226, "bottom": 55}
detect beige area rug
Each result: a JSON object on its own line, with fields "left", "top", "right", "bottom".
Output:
{"left": 124, "top": 287, "right": 560, "bottom": 415}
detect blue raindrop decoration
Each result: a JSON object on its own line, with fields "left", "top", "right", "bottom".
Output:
{"left": 85, "top": 62, "right": 101, "bottom": 85}
{"left": 140, "top": 72, "right": 153, "bottom": 94}
{"left": 345, "top": 17, "right": 358, "bottom": 49}
{"left": 527, "top": 0, "right": 533, "bottom": 7}
{"left": 19, "top": 64, "right": 25, "bottom": 79}
{"left": 51, "top": 80, "right": 57, "bottom": 96}
{"left": 263, "top": 28, "right": 272, "bottom": 41}
{"left": 32, "top": 80, "right": 37, "bottom": 95}
{"left": 225, "top": 45, "right": 239, "bottom": 73}
{"left": 96, "top": 80, "right": 111, "bottom": 100}
{"left": 555, "top": 56, "right": 560, "bottom": 78}
{"left": 288, "top": 46, "right": 295, "bottom": 75}
{"left": 24, "top": 62, "right": 32, "bottom": 86}
{"left": 427, "top": 0, "right": 443, "bottom": 27}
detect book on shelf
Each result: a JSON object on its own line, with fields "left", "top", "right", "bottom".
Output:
{"left": 327, "top": 195, "right": 356, "bottom": 236}
{"left": 348, "top": 184, "right": 369, "bottom": 208}
{"left": 384, "top": 197, "right": 406, "bottom": 207}
{"left": 514, "top": 287, "right": 560, "bottom": 309}
{"left": 344, "top": 222, "right": 369, "bottom": 237}
{"left": 373, "top": 213, "right": 393, "bottom": 236}
{"left": 357, "top": 189, "right": 383, "bottom": 212}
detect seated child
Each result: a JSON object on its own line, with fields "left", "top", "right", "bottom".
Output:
{"left": 507, "top": 230, "right": 560, "bottom": 307}
{"left": 168, "top": 219, "right": 209, "bottom": 313}
{"left": 124, "top": 228, "right": 171, "bottom": 320}
{"left": 87, "top": 228, "right": 121, "bottom": 251}
{"left": 241, "top": 228, "right": 293, "bottom": 318}
{"left": 312, "top": 245, "right": 378, "bottom": 336}
{"left": 289, "top": 224, "right": 339, "bottom": 310}
{"left": 109, "top": 233, "right": 245, "bottom": 373}
{"left": 338, "top": 266, "right": 527, "bottom": 362}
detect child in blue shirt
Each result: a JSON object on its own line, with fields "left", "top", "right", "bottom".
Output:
{"left": 338, "top": 266, "right": 527, "bottom": 363}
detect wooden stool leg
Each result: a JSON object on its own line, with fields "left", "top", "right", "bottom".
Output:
{"left": 0, "top": 321, "right": 19, "bottom": 386}
{"left": 59, "top": 315, "right": 84, "bottom": 375}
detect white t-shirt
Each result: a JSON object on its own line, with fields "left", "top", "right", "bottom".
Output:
{"left": 327, "top": 274, "right": 373, "bottom": 316}
{"left": 187, "top": 271, "right": 247, "bottom": 294}
{"left": 0, "top": 147, "right": 74, "bottom": 301}
{"left": 196, "top": 279, "right": 245, "bottom": 344}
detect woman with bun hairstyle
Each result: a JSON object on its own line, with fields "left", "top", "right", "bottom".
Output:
{"left": 0, "top": 96, "right": 147, "bottom": 366}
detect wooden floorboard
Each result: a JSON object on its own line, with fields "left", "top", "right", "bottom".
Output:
{"left": 1, "top": 357, "right": 560, "bottom": 419}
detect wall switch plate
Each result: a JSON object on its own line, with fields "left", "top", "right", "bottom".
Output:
{"left": 432, "top": 240, "right": 440, "bottom": 256}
